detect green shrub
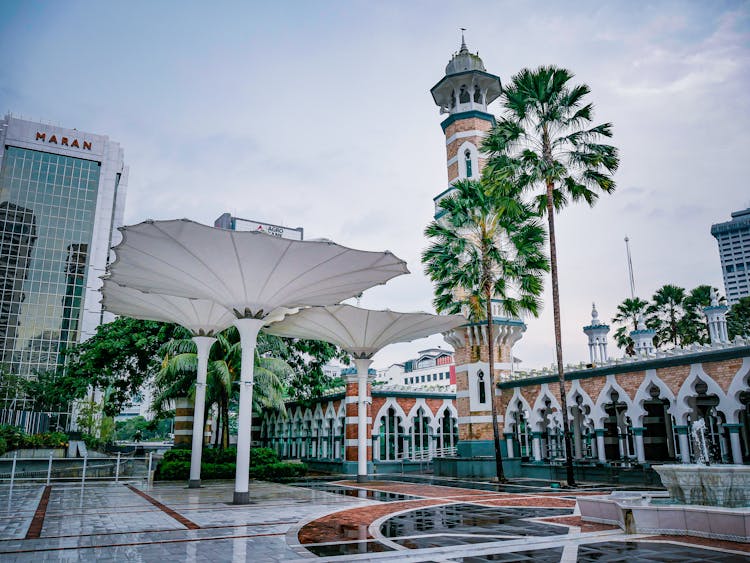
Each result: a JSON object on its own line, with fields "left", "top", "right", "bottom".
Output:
{"left": 154, "top": 447, "right": 303, "bottom": 482}
{"left": 155, "top": 460, "right": 190, "bottom": 480}
{"left": 162, "top": 449, "right": 192, "bottom": 462}
{"left": 250, "top": 447, "right": 279, "bottom": 468}
{"left": 203, "top": 447, "right": 236, "bottom": 464}
{"left": 251, "top": 461, "right": 307, "bottom": 481}
{"left": 0, "top": 425, "right": 69, "bottom": 451}
{"left": 0, "top": 437, "right": 7, "bottom": 456}
{"left": 0, "top": 425, "right": 27, "bottom": 450}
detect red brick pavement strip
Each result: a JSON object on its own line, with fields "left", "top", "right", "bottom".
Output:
{"left": 297, "top": 499, "right": 446, "bottom": 544}
{"left": 25, "top": 485, "right": 51, "bottom": 539}
{"left": 125, "top": 484, "right": 200, "bottom": 530}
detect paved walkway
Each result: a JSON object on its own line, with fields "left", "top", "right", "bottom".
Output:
{"left": 0, "top": 477, "right": 748, "bottom": 561}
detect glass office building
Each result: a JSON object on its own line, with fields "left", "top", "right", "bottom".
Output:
{"left": 711, "top": 208, "right": 750, "bottom": 305}
{"left": 0, "top": 116, "right": 127, "bottom": 408}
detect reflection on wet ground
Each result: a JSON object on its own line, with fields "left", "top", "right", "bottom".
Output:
{"left": 576, "top": 541, "right": 750, "bottom": 562}
{"left": 380, "top": 503, "right": 572, "bottom": 540}
{"left": 452, "top": 547, "right": 564, "bottom": 562}
{"left": 288, "top": 481, "right": 416, "bottom": 502}
{"left": 305, "top": 539, "right": 395, "bottom": 556}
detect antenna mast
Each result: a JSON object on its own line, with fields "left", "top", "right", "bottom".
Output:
{"left": 624, "top": 236, "right": 636, "bottom": 299}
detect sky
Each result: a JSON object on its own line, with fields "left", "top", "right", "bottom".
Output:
{"left": 1, "top": 0, "right": 749, "bottom": 371}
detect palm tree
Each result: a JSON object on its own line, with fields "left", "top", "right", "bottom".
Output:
{"left": 154, "top": 327, "right": 290, "bottom": 449}
{"left": 612, "top": 297, "right": 649, "bottom": 355}
{"left": 423, "top": 178, "right": 548, "bottom": 482}
{"left": 483, "top": 66, "right": 619, "bottom": 486}
{"left": 647, "top": 284, "right": 688, "bottom": 347}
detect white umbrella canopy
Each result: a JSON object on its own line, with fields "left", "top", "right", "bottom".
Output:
{"left": 108, "top": 219, "right": 409, "bottom": 317}
{"left": 100, "top": 279, "right": 235, "bottom": 336}
{"left": 264, "top": 304, "right": 467, "bottom": 358}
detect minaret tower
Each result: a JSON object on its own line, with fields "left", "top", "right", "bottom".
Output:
{"left": 430, "top": 32, "right": 502, "bottom": 218}
{"left": 582, "top": 303, "right": 610, "bottom": 365}
{"left": 433, "top": 38, "right": 524, "bottom": 461}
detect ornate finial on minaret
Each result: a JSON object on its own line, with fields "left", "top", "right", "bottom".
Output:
{"left": 460, "top": 28, "right": 468, "bottom": 52}
{"left": 591, "top": 302, "right": 601, "bottom": 326}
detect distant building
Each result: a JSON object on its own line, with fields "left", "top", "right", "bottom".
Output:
{"left": 376, "top": 348, "right": 455, "bottom": 388}
{"left": 0, "top": 115, "right": 127, "bottom": 406}
{"left": 711, "top": 208, "right": 750, "bottom": 304}
{"left": 214, "top": 213, "right": 303, "bottom": 240}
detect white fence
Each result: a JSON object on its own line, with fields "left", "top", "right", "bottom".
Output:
{"left": 0, "top": 452, "right": 155, "bottom": 486}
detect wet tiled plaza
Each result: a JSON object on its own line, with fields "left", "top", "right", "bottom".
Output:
{"left": 0, "top": 476, "right": 748, "bottom": 561}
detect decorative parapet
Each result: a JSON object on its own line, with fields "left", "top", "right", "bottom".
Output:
{"left": 499, "top": 339, "right": 750, "bottom": 389}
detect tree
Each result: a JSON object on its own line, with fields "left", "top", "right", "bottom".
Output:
{"left": 483, "top": 66, "right": 619, "bottom": 486}
{"left": 423, "top": 178, "right": 548, "bottom": 482}
{"left": 64, "top": 317, "right": 180, "bottom": 416}
{"left": 153, "top": 327, "right": 291, "bottom": 449}
{"left": 611, "top": 297, "right": 649, "bottom": 355}
{"left": 646, "top": 284, "right": 688, "bottom": 347}
{"left": 278, "top": 337, "right": 350, "bottom": 403}
{"left": 728, "top": 297, "right": 750, "bottom": 339}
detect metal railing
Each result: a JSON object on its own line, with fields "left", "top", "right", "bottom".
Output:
{"left": 0, "top": 451, "right": 155, "bottom": 486}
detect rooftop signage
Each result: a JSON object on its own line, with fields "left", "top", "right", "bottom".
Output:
{"left": 233, "top": 218, "right": 304, "bottom": 241}
{"left": 35, "top": 132, "right": 92, "bottom": 150}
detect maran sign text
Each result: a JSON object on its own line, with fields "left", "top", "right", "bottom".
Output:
{"left": 35, "top": 132, "right": 92, "bottom": 151}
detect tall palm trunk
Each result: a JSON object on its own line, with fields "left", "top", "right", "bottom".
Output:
{"left": 485, "top": 285, "right": 506, "bottom": 482}
{"left": 546, "top": 181, "right": 576, "bottom": 487}
{"left": 221, "top": 394, "right": 230, "bottom": 449}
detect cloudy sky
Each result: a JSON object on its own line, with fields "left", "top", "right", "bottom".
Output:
{"left": 1, "top": 1, "right": 748, "bottom": 370}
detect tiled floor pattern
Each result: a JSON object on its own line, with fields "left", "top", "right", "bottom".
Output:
{"left": 0, "top": 477, "right": 748, "bottom": 561}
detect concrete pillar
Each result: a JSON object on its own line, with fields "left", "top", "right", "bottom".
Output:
{"left": 232, "top": 318, "right": 264, "bottom": 505}
{"left": 674, "top": 426, "right": 691, "bottom": 463}
{"left": 531, "top": 432, "right": 542, "bottom": 462}
{"left": 189, "top": 336, "right": 217, "bottom": 488}
{"left": 504, "top": 432, "right": 515, "bottom": 458}
{"left": 595, "top": 428, "right": 606, "bottom": 463}
{"left": 726, "top": 424, "right": 744, "bottom": 464}
{"left": 572, "top": 414, "right": 582, "bottom": 459}
{"left": 632, "top": 427, "right": 646, "bottom": 463}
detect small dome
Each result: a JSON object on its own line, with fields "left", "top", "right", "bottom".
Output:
{"left": 445, "top": 40, "right": 486, "bottom": 75}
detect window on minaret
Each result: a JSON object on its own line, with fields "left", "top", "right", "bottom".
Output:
{"left": 459, "top": 85, "right": 470, "bottom": 103}
{"left": 474, "top": 85, "right": 481, "bottom": 103}
{"left": 478, "top": 370, "right": 486, "bottom": 404}
{"left": 451, "top": 90, "right": 456, "bottom": 108}
{"left": 465, "top": 150, "right": 473, "bottom": 178}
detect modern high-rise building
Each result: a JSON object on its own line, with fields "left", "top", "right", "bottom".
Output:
{"left": 0, "top": 115, "right": 127, "bottom": 401}
{"left": 711, "top": 208, "right": 750, "bottom": 305}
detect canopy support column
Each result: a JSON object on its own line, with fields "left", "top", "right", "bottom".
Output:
{"left": 233, "top": 318, "right": 265, "bottom": 504}
{"left": 189, "top": 336, "right": 217, "bottom": 488}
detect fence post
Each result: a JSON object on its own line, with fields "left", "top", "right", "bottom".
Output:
{"left": 46, "top": 452, "right": 53, "bottom": 485}
{"left": 115, "top": 452, "right": 121, "bottom": 482}
{"left": 147, "top": 452, "right": 153, "bottom": 485}
{"left": 81, "top": 454, "right": 88, "bottom": 488}
{"left": 10, "top": 452, "right": 17, "bottom": 489}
